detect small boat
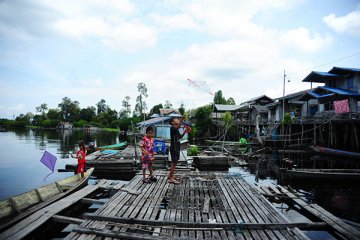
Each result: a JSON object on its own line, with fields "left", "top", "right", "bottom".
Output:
{"left": 96, "top": 141, "right": 127, "bottom": 150}
{"left": 0, "top": 168, "right": 94, "bottom": 231}
{"left": 282, "top": 168, "right": 360, "bottom": 181}
{"left": 310, "top": 145, "right": 360, "bottom": 159}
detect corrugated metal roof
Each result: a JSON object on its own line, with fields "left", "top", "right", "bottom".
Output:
{"left": 241, "top": 95, "right": 273, "bottom": 104}
{"left": 276, "top": 89, "right": 310, "bottom": 100}
{"left": 252, "top": 105, "right": 268, "bottom": 113}
{"left": 264, "top": 101, "right": 280, "bottom": 108}
{"left": 329, "top": 66, "right": 360, "bottom": 75}
{"left": 214, "top": 104, "right": 242, "bottom": 112}
{"left": 302, "top": 71, "right": 341, "bottom": 83}
{"left": 320, "top": 86, "right": 360, "bottom": 96}
{"left": 298, "top": 86, "right": 360, "bottom": 101}
{"left": 138, "top": 116, "right": 171, "bottom": 127}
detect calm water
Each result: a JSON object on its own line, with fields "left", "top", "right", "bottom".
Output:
{"left": 0, "top": 128, "right": 119, "bottom": 200}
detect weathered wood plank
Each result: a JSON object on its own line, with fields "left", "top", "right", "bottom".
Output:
{"left": 278, "top": 185, "right": 360, "bottom": 240}
{"left": 51, "top": 215, "right": 84, "bottom": 225}
{"left": 81, "top": 198, "right": 107, "bottom": 205}
{"left": 0, "top": 180, "right": 110, "bottom": 240}
{"left": 83, "top": 214, "right": 328, "bottom": 229}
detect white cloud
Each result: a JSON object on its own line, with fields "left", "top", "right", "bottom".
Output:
{"left": 280, "top": 27, "right": 332, "bottom": 52}
{"left": 323, "top": 8, "right": 360, "bottom": 37}
{"left": 150, "top": 13, "right": 199, "bottom": 31}
{"left": 101, "top": 20, "right": 157, "bottom": 52}
{"left": 54, "top": 18, "right": 109, "bottom": 38}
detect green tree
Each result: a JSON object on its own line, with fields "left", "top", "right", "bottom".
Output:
{"left": 194, "top": 105, "right": 214, "bottom": 141}
{"left": 80, "top": 106, "right": 96, "bottom": 122}
{"left": 226, "top": 97, "right": 236, "bottom": 105}
{"left": 134, "top": 82, "right": 148, "bottom": 117}
{"left": 97, "top": 108, "right": 118, "bottom": 127}
{"left": 222, "top": 111, "right": 233, "bottom": 127}
{"left": 47, "top": 109, "right": 60, "bottom": 120}
{"left": 15, "top": 112, "right": 33, "bottom": 126}
{"left": 58, "top": 97, "right": 80, "bottom": 122}
{"left": 96, "top": 99, "right": 108, "bottom": 115}
{"left": 213, "top": 90, "right": 227, "bottom": 104}
{"left": 149, "top": 103, "right": 163, "bottom": 115}
{"left": 164, "top": 100, "right": 173, "bottom": 109}
{"left": 35, "top": 103, "right": 48, "bottom": 118}
{"left": 178, "top": 103, "right": 185, "bottom": 115}
{"left": 119, "top": 96, "right": 131, "bottom": 118}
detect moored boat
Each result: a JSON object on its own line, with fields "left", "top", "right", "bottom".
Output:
{"left": 96, "top": 141, "right": 127, "bottom": 150}
{"left": 282, "top": 168, "right": 360, "bottom": 181}
{"left": 0, "top": 168, "right": 94, "bottom": 231}
{"left": 310, "top": 145, "right": 360, "bottom": 159}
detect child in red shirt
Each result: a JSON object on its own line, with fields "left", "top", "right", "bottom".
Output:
{"left": 71, "top": 141, "right": 87, "bottom": 178}
{"left": 140, "top": 127, "right": 156, "bottom": 183}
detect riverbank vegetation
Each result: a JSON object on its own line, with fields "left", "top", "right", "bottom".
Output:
{"left": 0, "top": 83, "right": 237, "bottom": 142}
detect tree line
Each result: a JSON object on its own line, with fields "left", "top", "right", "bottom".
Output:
{"left": 1, "top": 85, "right": 236, "bottom": 143}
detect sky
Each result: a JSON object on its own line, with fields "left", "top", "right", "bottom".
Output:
{"left": 1, "top": 0, "right": 360, "bottom": 119}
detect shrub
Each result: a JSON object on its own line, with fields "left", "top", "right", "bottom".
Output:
{"left": 188, "top": 145, "right": 199, "bottom": 156}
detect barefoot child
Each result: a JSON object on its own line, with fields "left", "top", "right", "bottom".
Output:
{"left": 71, "top": 141, "right": 87, "bottom": 178}
{"left": 140, "top": 127, "right": 156, "bottom": 183}
{"left": 168, "top": 114, "right": 191, "bottom": 184}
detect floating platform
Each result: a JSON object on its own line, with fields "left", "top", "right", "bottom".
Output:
{"left": 193, "top": 155, "right": 230, "bottom": 171}
{"left": 65, "top": 171, "right": 322, "bottom": 240}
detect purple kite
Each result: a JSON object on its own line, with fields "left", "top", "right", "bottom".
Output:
{"left": 40, "top": 151, "right": 57, "bottom": 172}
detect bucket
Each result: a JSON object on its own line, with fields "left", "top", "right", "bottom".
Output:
{"left": 154, "top": 139, "right": 166, "bottom": 154}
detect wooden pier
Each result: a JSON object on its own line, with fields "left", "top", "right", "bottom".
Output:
{"left": 1, "top": 170, "right": 359, "bottom": 239}
{"left": 65, "top": 171, "right": 316, "bottom": 240}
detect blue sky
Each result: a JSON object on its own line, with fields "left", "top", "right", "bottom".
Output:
{"left": 1, "top": 0, "right": 360, "bottom": 119}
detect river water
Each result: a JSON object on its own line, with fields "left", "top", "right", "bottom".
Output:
{"left": 0, "top": 128, "right": 359, "bottom": 238}
{"left": 0, "top": 128, "right": 119, "bottom": 200}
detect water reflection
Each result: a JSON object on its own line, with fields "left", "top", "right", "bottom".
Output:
{"left": 0, "top": 129, "right": 119, "bottom": 200}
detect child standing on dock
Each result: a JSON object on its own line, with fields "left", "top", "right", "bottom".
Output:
{"left": 168, "top": 114, "right": 191, "bottom": 184}
{"left": 140, "top": 126, "right": 156, "bottom": 183}
{"left": 71, "top": 140, "right": 87, "bottom": 178}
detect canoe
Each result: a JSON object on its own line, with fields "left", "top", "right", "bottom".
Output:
{"left": 282, "top": 168, "right": 360, "bottom": 181}
{"left": 0, "top": 168, "right": 94, "bottom": 231}
{"left": 96, "top": 141, "right": 127, "bottom": 150}
{"left": 310, "top": 146, "right": 360, "bottom": 159}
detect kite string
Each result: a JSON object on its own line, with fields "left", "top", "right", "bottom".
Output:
{"left": 43, "top": 171, "right": 54, "bottom": 182}
{"left": 187, "top": 78, "right": 214, "bottom": 96}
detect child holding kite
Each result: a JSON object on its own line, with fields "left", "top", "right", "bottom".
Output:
{"left": 168, "top": 114, "right": 191, "bottom": 184}
{"left": 140, "top": 126, "right": 156, "bottom": 183}
{"left": 71, "top": 140, "right": 87, "bottom": 178}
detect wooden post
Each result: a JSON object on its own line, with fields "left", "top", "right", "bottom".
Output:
{"left": 255, "top": 114, "right": 263, "bottom": 145}
{"left": 354, "top": 121, "right": 360, "bottom": 150}
{"left": 319, "top": 125, "right": 324, "bottom": 146}
{"left": 313, "top": 122, "right": 316, "bottom": 146}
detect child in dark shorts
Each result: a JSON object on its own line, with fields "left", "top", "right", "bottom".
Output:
{"left": 140, "top": 127, "right": 156, "bottom": 183}
{"left": 168, "top": 114, "right": 191, "bottom": 184}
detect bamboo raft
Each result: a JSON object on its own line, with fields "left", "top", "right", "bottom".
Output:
{"left": 65, "top": 171, "right": 316, "bottom": 240}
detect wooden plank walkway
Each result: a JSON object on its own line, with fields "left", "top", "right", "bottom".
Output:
{"left": 255, "top": 184, "right": 360, "bottom": 240}
{"left": 66, "top": 171, "right": 310, "bottom": 240}
{"left": 0, "top": 180, "right": 123, "bottom": 240}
